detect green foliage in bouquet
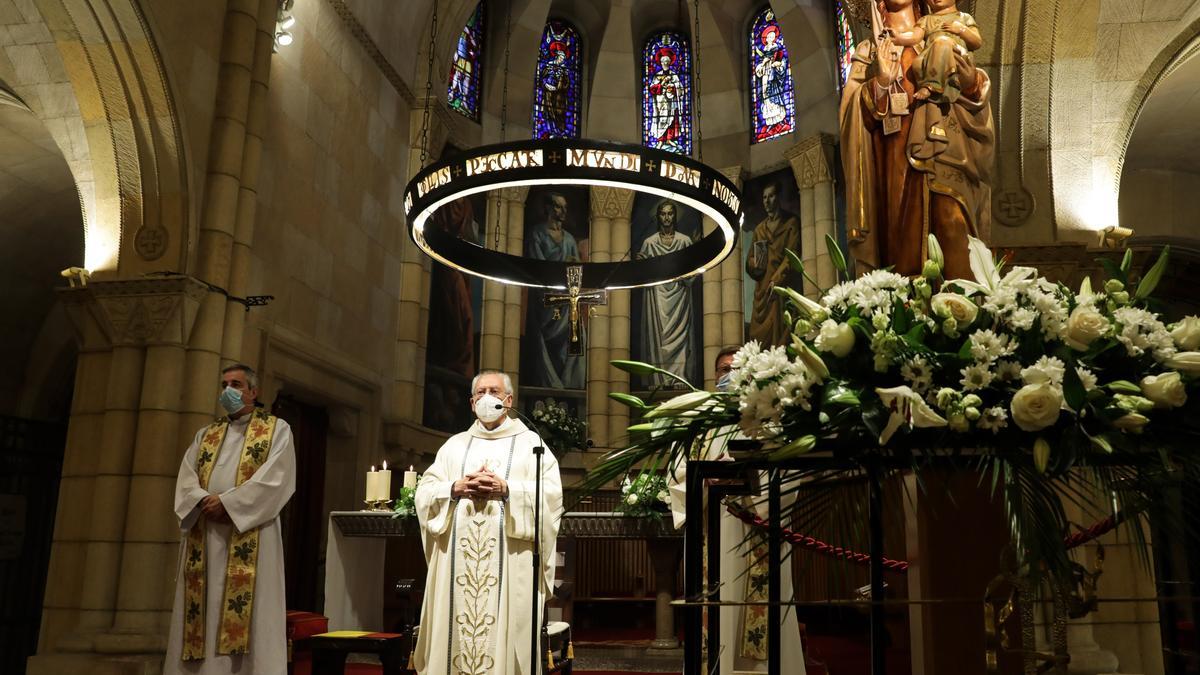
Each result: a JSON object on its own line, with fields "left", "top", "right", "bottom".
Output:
{"left": 530, "top": 400, "right": 588, "bottom": 453}
{"left": 391, "top": 484, "right": 418, "bottom": 519}
{"left": 616, "top": 472, "right": 671, "bottom": 519}
{"left": 581, "top": 234, "right": 1200, "bottom": 592}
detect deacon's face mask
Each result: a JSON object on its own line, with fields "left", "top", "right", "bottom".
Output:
{"left": 716, "top": 372, "right": 733, "bottom": 392}
{"left": 219, "top": 386, "right": 245, "bottom": 415}
{"left": 473, "top": 393, "right": 508, "bottom": 424}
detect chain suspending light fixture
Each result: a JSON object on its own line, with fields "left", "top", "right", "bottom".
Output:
{"left": 405, "top": 0, "right": 742, "bottom": 292}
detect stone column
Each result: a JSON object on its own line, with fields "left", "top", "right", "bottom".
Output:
{"left": 393, "top": 97, "right": 447, "bottom": 422}
{"left": 221, "top": 0, "right": 278, "bottom": 365}
{"left": 478, "top": 191, "right": 507, "bottom": 369}
{"left": 604, "top": 189, "right": 635, "bottom": 446}
{"left": 501, "top": 187, "right": 528, "bottom": 393}
{"left": 181, "top": 0, "right": 263, "bottom": 443}
{"left": 104, "top": 278, "right": 206, "bottom": 649}
{"left": 786, "top": 134, "right": 837, "bottom": 298}
{"left": 34, "top": 277, "right": 205, "bottom": 670}
{"left": 586, "top": 187, "right": 621, "bottom": 450}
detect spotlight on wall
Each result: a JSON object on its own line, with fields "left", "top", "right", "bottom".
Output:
{"left": 1098, "top": 225, "right": 1134, "bottom": 249}
{"left": 60, "top": 266, "right": 91, "bottom": 288}
{"left": 274, "top": 0, "right": 296, "bottom": 51}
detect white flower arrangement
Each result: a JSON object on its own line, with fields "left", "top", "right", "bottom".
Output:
{"left": 616, "top": 472, "right": 671, "bottom": 519}
{"left": 595, "top": 234, "right": 1200, "bottom": 588}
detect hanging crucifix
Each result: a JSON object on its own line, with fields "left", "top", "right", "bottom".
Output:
{"left": 544, "top": 265, "right": 607, "bottom": 356}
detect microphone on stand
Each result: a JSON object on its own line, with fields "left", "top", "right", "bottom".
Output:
{"left": 494, "top": 402, "right": 554, "bottom": 674}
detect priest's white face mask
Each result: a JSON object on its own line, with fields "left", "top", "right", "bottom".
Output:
{"left": 471, "top": 374, "right": 512, "bottom": 424}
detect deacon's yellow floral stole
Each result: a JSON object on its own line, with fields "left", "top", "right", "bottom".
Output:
{"left": 181, "top": 409, "right": 277, "bottom": 660}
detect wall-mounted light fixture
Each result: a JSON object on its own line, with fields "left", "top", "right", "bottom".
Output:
{"left": 274, "top": 0, "right": 295, "bottom": 51}
{"left": 1097, "top": 225, "right": 1134, "bottom": 249}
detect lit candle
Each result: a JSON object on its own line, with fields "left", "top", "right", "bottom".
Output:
{"left": 378, "top": 460, "right": 392, "bottom": 502}
{"left": 365, "top": 465, "right": 381, "bottom": 503}
{"left": 404, "top": 465, "right": 418, "bottom": 489}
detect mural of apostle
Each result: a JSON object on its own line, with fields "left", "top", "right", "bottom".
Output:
{"left": 743, "top": 169, "right": 803, "bottom": 347}
{"left": 423, "top": 193, "right": 486, "bottom": 432}
{"left": 523, "top": 188, "right": 590, "bottom": 390}
{"left": 632, "top": 196, "right": 703, "bottom": 387}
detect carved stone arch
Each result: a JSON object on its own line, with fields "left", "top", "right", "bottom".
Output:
{"left": 0, "top": 0, "right": 189, "bottom": 278}
{"left": 1114, "top": 13, "right": 1200, "bottom": 199}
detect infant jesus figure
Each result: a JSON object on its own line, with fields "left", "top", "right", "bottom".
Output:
{"left": 887, "top": 0, "right": 982, "bottom": 103}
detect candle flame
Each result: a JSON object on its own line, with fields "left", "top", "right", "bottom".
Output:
{"left": 383, "top": 460, "right": 388, "bottom": 470}
{"left": 409, "top": 465, "right": 414, "bottom": 471}
{"left": 370, "top": 465, "right": 375, "bottom": 472}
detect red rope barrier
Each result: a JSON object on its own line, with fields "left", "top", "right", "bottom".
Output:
{"left": 726, "top": 506, "right": 1124, "bottom": 576}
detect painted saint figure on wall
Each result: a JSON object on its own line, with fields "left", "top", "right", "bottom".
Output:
{"left": 524, "top": 190, "right": 587, "bottom": 390}
{"left": 423, "top": 193, "right": 485, "bottom": 432}
{"left": 743, "top": 173, "right": 803, "bottom": 347}
{"left": 636, "top": 200, "right": 694, "bottom": 387}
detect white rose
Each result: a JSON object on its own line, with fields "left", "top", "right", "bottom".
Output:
{"left": 931, "top": 293, "right": 978, "bottom": 326}
{"left": 815, "top": 320, "right": 856, "bottom": 357}
{"left": 1064, "top": 305, "right": 1108, "bottom": 351}
{"left": 1140, "top": 372, "right": 1187, "bottom": 408}
{"left": 1010, "top": 383, "right": 1063, "bottom": 432}
{"left": 1166, "top": 351, "right": 1200, "bottom": 375}
{"left": 626, "top": 494, "right": 639, "bottom": 505}
{"left": 1171, "top": 316, "right": 1200, "bottom": 351}
{"left": 657, "top": 490, "right": 670, "bottom": 503}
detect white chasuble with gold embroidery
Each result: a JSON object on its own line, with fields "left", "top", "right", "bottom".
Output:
{"left": 164, "top": 413, "right": 297, "bottom": 675}
{"left": 414, "top": 417, "right": 564, "bottom": 675}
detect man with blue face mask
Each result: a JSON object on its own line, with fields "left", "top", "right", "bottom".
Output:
{"left": 165, "top": 364, "right": 296, "bottom": 674}
{"left": 413, "top": 369, "right": 564, "bottom": 674}
{"left": 667, "top": 346, "right": 808, "bottom": 673}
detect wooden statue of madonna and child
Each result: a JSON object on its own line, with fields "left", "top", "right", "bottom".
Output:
{"left": 840, "top": 0, "right": 996, "bottom": 277}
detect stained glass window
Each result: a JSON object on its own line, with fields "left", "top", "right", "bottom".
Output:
{"left": 533, "top": 19, "right": 582, "bottom": 139}
{"left": 836, "top": 1, "right": 855, "bottom": 89}
{"left": 642, "top": 31, "right": 692, "bottom": 155}
{"left": 749, "top": 7, "right": 795, "bottom": 143}
{"left": 447, "top": 2, "right": 485, "bottom": 121}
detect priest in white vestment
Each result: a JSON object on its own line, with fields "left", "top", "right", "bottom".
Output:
{"left": 414, "top": 369, "right": 564, "bottom": 675}
{"left": 668, "top": 348, "right": 807, "bottom": 674}
{"left": 636, "top": 200, "right": 695, "bottom": 387}
{"left": 165, "top": 364, "right": 296, "bottom": 675}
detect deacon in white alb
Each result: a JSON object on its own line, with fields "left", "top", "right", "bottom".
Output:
{"left": 668, "top": 347, "right": 807, "bottom": 674}
{"left": 165, "top": 364, "right": 296, "bottom": 675}
{"left": 414, "top": 369, "right": 564, "bottom": 674}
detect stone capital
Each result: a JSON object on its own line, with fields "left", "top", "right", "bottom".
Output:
{"left": 785, "top": 132, "right": 837, "bottom": 189}
{"left": 58, "top": 275, "right": 209, "bottom": 350}
{"left": 590, "top": 186, "right": 636, "bottom": 219}
{"left": 500, "top": 185, "right": 530, "bottom": 203}
{"left": 719, "top": 165, "right": 745, "bottom": 189}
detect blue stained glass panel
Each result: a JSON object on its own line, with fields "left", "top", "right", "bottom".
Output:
{"left": 533, "top": 20, "right": 582, "bottom": 139}
{"left": 749, "top": 7, "right": 796, "bottom": 143}
{"left": 641, "top": 31, "right": 692, "bottom": 155}
{"left": 447, "top": 2, "right": 485, "bottom": 121}
{"left": 836, "top": 1, "right": 855, "bottom": 89}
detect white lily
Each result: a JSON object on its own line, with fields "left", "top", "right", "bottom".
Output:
{"left": 874, "top": 385, "right": 948, "bottom": 445}
{"left": 792, "top": 337, "right": 830, "bottom": 381}
{"left": 642, "top": 390, "right": 712, "bottom": 419}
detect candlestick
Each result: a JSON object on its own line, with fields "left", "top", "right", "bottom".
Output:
{"left": 365, "top": 466, "right": 381, "bottom": 503}
{"left": 404, "top": 465, "right": 417, "bottom": 489}
{"left": 378, "top": 460, "right": 392, "bottom": 502}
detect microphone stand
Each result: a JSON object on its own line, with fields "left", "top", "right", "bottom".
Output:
{"left": 497, "top": 404, "right": 552, "bottom": 674}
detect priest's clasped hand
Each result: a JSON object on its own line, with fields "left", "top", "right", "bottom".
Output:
{"left": 452, "top": 465, "right": 508, "bottom": 500}
{"left": 199, "top": 494, "right": 230, "bottom": 524}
